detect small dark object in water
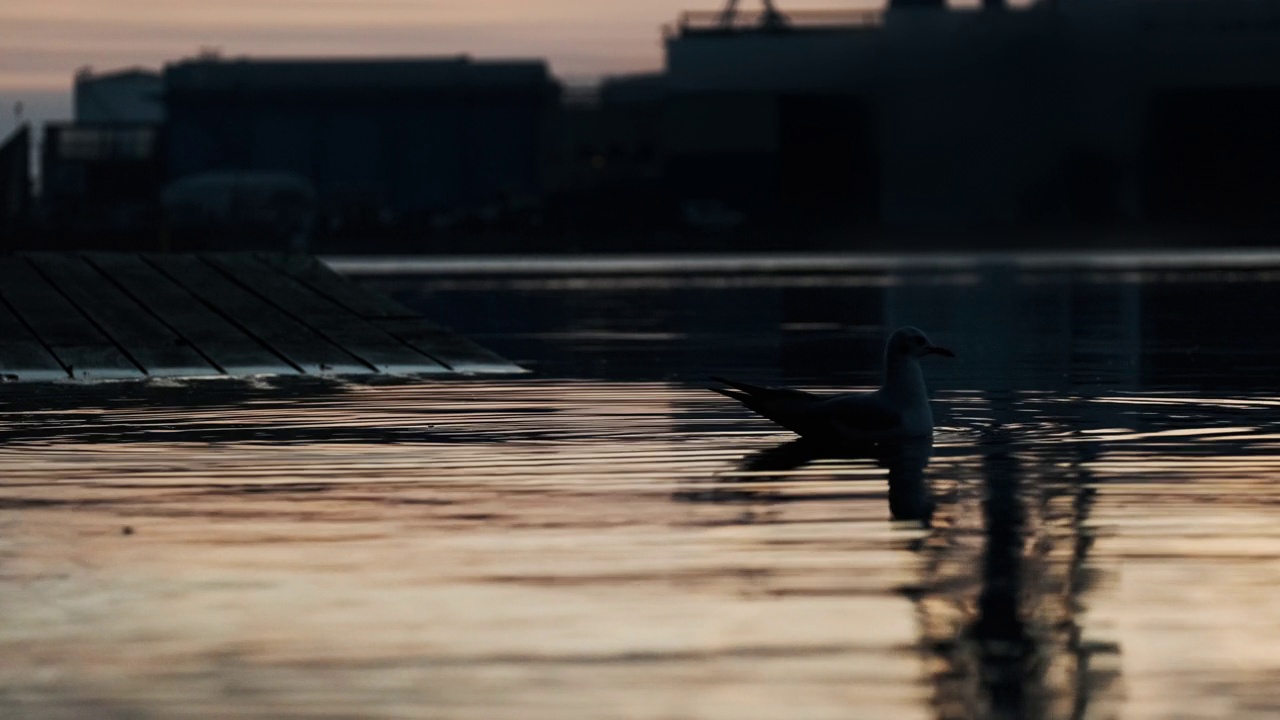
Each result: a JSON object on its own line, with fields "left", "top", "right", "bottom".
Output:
{"left": 121, "top": 525, "right": 134, "bottom": 536}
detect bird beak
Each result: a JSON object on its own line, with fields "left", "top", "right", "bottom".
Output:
{"left": 926, "top": 345, "right": 956, "bottom": 358}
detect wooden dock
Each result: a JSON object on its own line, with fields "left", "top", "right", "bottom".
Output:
{"left": 0, "top": 253, "right": 524, "bottom": 381}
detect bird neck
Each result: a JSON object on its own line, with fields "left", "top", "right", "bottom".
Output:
{"left": 883, "top": 354, "right": 929, "bottom": 405}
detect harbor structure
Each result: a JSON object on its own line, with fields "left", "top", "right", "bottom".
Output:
{"left": 163, "top": 57, "right": 560, "bottom": 235}
{"left": 16, "top": 0, "right": 1280, "bottom": 249}
{"left": 661, "top": 0, "right": 1280, "bottom": 229}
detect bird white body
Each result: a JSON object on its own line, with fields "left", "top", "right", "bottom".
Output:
{"left": 712, "top": 327, "right": 953, "bottom": 443}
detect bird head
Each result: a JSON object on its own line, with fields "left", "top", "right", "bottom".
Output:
{"left": 888, "top": 327, "right": 955, "bottom": 360}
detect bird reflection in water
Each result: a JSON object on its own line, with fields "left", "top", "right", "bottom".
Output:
{"left": 694, "top": 326, "right": 952, "bottom": 524}
{"left": 677, "top": 435, "right": 936, "bottom": 525}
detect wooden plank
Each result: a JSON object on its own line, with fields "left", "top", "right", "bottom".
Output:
{"left": 145, "top": 254, "right": 370, "bottom": 375}
{"left": 205, "top": 254, "right": 450, "bottom": 374}
{"left": 83, "top": 253, "right": 298, "bottom": 377}
{"left": 0, "top": 257, "right": 142, "bottom": 379}
{"left": 256, "top": 253, "right": 430, "bottom": 321}
{"left": 372, "top": 319, "right": 525, "bottom": 374}
{"left": 27, "top": 254, "right": 217, "bottom": 378}
{"left": 0, "top": 299, "right": 69, "bottom": 381}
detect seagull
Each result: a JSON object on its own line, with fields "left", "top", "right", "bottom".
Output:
{"left": 711, "top": 326, "right": 954, "bottom": 443}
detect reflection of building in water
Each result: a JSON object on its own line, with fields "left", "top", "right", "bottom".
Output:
{"left": 662, "top": 0, "right": 1280, "bottom": 230}
{"left": 881, "top": 262, "right": 1142, "bottom": 391}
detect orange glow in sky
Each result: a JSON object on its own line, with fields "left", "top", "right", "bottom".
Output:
{"left": 0, "top": 0, "right": 878, "bottom": 91}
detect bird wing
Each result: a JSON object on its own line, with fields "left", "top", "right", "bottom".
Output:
{"left": 709, "top": 376, "right": 821, "bottom": 404}
{"left": 710, "top": 377, "right": 827, "bottom": 436}
{"left": 711, "top": 379, "right": 909, "bottom": 439}
{"left": 820, "top": 392, "right": 904, "bottom": 435}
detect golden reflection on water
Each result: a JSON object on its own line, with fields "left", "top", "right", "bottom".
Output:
{"left": 0, "top": 380, "right": 1279, "bottom": 718}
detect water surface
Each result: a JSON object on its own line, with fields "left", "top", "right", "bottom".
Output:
{"left": 2, "top": 253, "right": 1279, "bottom": 719}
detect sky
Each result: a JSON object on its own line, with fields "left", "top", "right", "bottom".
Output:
{"left": 0, "top": 0, "right": 873, "bottom": 134}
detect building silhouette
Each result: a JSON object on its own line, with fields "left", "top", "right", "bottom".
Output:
{"left": 15, "top": 0, "right": 1280, "bottom": 251}
{"left": 661, "top": 0, "right": 1280, "bottom": 231}
{"left": 163, "top": 56, "right": 559, "bottom": 246}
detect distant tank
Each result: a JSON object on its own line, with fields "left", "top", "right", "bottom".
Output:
{"left": 161, "top": 171, "right": 316, "bottom": 251}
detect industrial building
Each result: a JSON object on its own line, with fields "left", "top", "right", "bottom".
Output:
{"left": 659, "top": 0, "right": 1280, "bottom": 231}
{"left": 74, "top": 68, "right": 164, "bottom": 124}
{"left": 163, "top": 56, "right": 560, "bottom": 240}
{"left": 16, "top": 0, "right": 1280, "bottom": 250}
{"left": 27, "top": 69, "right": 167, "bottom": 248}
{"left": 0, "top": 124, "right": 33, "bottom": 245}
{"left": 25, "top": 56, "right": 561, "bottom": 250}
{"left": 39, "top": 121, "right": 164, "bottom": 243}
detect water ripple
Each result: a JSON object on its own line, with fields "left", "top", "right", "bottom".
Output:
{"left": 0, "top": 378, "right": 1277, "bottom": 719}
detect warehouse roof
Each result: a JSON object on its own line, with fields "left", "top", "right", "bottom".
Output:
{"left": 164, "top": 56, "right": 555, "bottom": 93}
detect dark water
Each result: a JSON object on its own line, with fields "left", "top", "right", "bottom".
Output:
{"left": 2, "top": 253, "right": 1279, "bottom": 719}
